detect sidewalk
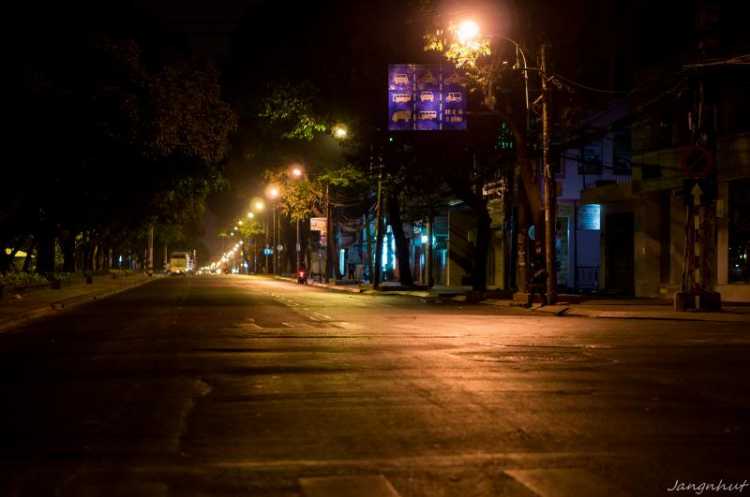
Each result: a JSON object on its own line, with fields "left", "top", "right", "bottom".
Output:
{"left": 480, "top": 297, "right": 750, "bottom": 322}
{"left": 273, "top": 275, "right": 750, "bottom": 323}
{"left": 0, "top": 274, "right": 156, "bottom": 332}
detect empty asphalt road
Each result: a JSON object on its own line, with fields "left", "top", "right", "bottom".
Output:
{"left": 0, "top": 275, "right": 748, "bottom": 496}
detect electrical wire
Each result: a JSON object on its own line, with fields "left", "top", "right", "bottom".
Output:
{"left": 553, "top": 74, "right": 631, "bottom": 94}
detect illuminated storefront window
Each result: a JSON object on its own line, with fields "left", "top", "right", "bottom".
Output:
{"left": 728, "top": 180, "right": 750, "bottom": 284}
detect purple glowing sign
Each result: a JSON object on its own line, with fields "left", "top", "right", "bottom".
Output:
{"left": 388, "top": 64, "right": 467, "bottom": 131}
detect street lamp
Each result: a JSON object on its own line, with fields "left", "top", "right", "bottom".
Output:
{"left": 458, "top": 19, "right": 556, "bottom": 304}
{"left": 288, "top": 165, "right": 305, "bottom": 273}
{"left": 457, "top": 21, "right": 529, "bottom": 116}
{"left": 265, "top": 187, "right": 281, "bottom": 275}
{"left": 457, "top": 20, "right": 480, "bottom": 43}
{"left": 332, "top": 124, "right": 348, "bottom": 139}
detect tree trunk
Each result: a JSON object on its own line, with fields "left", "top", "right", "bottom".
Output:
{"left": 387, "top": 193, "right": 413, "bottom": 286}
{"left": 36, "top": 223, "right": 56, "bottom": 274}
{"left": 0, "top": 236, "right": 12, "bottom": 273}
{"left": 62, "top": 230, "right": 76, "bottom": 272}
{"left": 333, "top": 221, "right": 342, "bottom": 279}
{"left": 363, "top": 211, "right": 372, "bottom": 283}
{"left": 373, "top": 196, "right": 385, "bottom": 290}
{"left": 472, "top": 203, "right": 492, "bottom": 291}
{"left": 22, "top": 242, "right": 34, "bottom": 272}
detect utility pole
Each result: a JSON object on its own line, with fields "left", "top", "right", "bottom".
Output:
{"left": 677, "top": 0, "right": 720, "bottom": 311}
{"left": 541, "top": 43, "right": 557, "bottom": 304}
{"left": 264, "top": 220, "right": 269, "bottom": 274}
{"left": 373, "top": 168, "right": 384, "bottom": 290}
{"left": 296, "top": 218, "right": 301, "bottom": 272}
{"left": 324, "top": 183, "right": 333, "bottom": 283}
{"left": 272, "top": 207, "right": 277, "bottom": 275}
{"left": 424, "top": 215, "right": 433, "bottom": 288}
{"left": 148, "top": 225, "right": 154, "bottom": 277}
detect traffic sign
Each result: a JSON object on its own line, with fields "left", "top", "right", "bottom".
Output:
{"left": 310, "top": 218, "right": 327, "bottom": 231}
{"left": 680, "top": 146, "right": 714, "bottom": 178}
{"left": 683, "top": 179, "right": 715, "bottom": 206}
{"left": 276, "top": 245, "right": 283, "bottom": 251}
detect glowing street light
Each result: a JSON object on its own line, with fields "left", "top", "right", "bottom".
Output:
{"left": 254, "top": 200, "right": 265, "bottom": 212}
{"left": 333, "top": 124, "right": 348, "bottom": 139}
{"left": 247, "top": 212, "right": 255, "bottom": 219}
{"left": 268, "top": 187, "right": 280, "bottom": 199}
{"left": 457, "top": 19, "right": 480, "bottom": 43}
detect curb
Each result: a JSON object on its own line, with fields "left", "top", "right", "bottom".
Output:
{"left": 478, "top": 299, "right": 750, "bottom": 322}
{"left": 274, "top": 275, "right": 364, "bottom": 293}
{"left": 0, "top": 277, "right": 156, "bottom": 333}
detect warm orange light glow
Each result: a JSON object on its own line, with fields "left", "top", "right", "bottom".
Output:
{"left": 458, "top": 20, "right": 480, "bottom": 43}
{"left": 247, "top": 212, "right": 255, "bottom": 218}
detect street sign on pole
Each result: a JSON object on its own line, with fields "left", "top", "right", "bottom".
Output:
{"left": 683, "top": 179, "right": 715, "bottom": 206}
{"left": 388, "top": 64, "right": 467, "bottom": 131}
{"left": 680, "top": 146, "right": 714, "bottom": 178}
{"left": 310, "top": 218, "right": 327, "bottom": 231}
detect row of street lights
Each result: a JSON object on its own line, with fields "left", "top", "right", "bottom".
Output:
{"left": 205, "top": 125, "right": 346, "bottom": 278}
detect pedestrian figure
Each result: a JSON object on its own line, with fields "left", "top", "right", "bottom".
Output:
{"left": 528, "top": 257, "right": 549, "bottom": 307}
{"left": 347, "top": 262, "right": 356, "bottom": 280}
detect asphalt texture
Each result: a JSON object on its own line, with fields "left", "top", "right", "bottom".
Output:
{"left": 0, "top": 275, "right": 748, "bottom": 496}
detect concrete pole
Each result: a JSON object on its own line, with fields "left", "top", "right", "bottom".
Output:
{"left": 425, "top": 216, "right": 434, "bottom": 288}
{"left": 373, "top": 174, "right": 384, "bottom": 290}
{"left": 271, "top": 206, "right": 279, "bottom": 274}
{"left": 148, "top": 225, "right": 154, "bottom": 277}
{"left": 264, "top": 220, "right": 269, "bottom": 274}
{"left": 541, "top": 44, "right": 557, "bottom": 304}
{"left": 296, "top": 218, "right": 301, "bottom": 272}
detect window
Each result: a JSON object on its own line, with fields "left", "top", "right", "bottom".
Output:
{"left": 578, "top": 142, "right": 603, "bottom": 175}
{"left": 613, "top": 134, "right": 631, "bottom": 174}
{"left": 728, "top": 179, "right": 750, "bottom": 284}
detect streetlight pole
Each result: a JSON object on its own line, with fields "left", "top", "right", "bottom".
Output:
{"left": 324, "top": 183, "right": 332, "bottom": 284}
{"left": 272, "top": 206, "right": 277, "bottom": 275}
{"left": 296, "top": 218, "right": 301, "bottom": 272}
{"left": 148, "top": 224, "right": 154, "bottom": 277}
{"left": 373, "top": 168, "right": 384, "bottom": 290}
{"left": 540, "top": 43, "right": 557, "bottom": 304}
{"left": 458, "top": 22, "right": 556, "bottom": 302}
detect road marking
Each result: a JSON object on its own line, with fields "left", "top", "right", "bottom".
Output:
{"left": 505, "top": 468, "right": 631, "bottom": 497}
{"left": 193, "top": 451, "right": 626, "bottom": 471}
{"left": 300, "top": 475, "right": 402, "bottom": 497}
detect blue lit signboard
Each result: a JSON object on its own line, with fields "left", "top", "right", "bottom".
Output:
{"left": 388, "top": 64, "right": 467, "bottom": 131}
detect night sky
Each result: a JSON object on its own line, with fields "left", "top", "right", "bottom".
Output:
{"left": 5, "top": 0, "right": 747, "bottom": 261}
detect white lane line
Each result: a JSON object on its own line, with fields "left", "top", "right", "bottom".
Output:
{"left": 505, "top": 469, "right": 631, "bottom": 497}
{"left": 300, "top": 475, "right": 401, "bottom": 497}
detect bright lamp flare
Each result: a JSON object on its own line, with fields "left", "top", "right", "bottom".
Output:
{"left": 247, "top": 212, "right": 255, "bottom": 218}
{"left": 458, "top": 20, "right": 480, "bottom": 42}
{"left": 292, "top": 167, "right": 302, "bottom": 177}
{"left": 269, "top": 187, "right": 279, "bottom": 198}
{"left": 333, "top": 125, "right": 348, "bottom": 139}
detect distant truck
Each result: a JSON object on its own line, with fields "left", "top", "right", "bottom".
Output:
{"left": 168, "top": 251, "right": 193, "bottom": 276}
